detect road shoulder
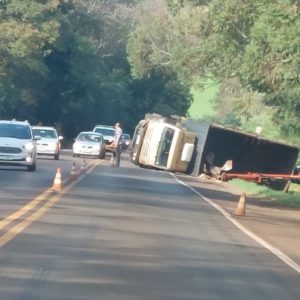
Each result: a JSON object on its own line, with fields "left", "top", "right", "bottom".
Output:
{"left": 175, "top": 174, "right": 300, "bottom": 267}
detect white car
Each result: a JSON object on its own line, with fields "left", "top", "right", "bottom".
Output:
{"left": 92, "top": 125, "right": 115, "bottom": 144}
{"left": 0, "top": 120, "right": 39, "bottom": 171}
{"left": 72, "top": 131, "right": 106, "bottom": 159}
{"left": 32, "top": 126, "right": 63, "bottom": 160}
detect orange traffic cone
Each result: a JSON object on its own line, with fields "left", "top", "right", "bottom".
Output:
{"left": 70, "top": 162, "right": 77, "bottom": 180}
{"left": 52, "top": 167, "right": 62, "bottom": 192}
{"left": 235, "top": 193, "right": 246, "bottom": 216}
{"left": 80, "top": 159, "right": 87, "bottom": 174}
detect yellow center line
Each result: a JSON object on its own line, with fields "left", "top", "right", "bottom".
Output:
{"left": 0, "top": 159, "right": 100, "bottom": 231}
{"left": 0, "top": 189, "right": 53, "bottom": 231}
{"left": 0, "top": 161, "right": 99, "bottom": 248}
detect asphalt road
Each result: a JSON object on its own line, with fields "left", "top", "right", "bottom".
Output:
{"left": 0, "top": 150, "right": 97, "bottom": 219}
{"left": 0, "top": 154, "right": 299, "bottom": 299}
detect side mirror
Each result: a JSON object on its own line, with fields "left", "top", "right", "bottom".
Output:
{"left": 58, "top": 136, "right": 64, "bottom": 140}
{"left": 34, "top": 135, "right": 41, "bottom": 141}
{"left": 181, "top": 143, "right": 194, "bottom": 162}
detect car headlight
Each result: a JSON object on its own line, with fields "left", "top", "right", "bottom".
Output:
{"left": 49, "top": 142, "right": 57, "bottom": 150}
{"left": 24, "top": 142, "right": 35, "bottom": 151}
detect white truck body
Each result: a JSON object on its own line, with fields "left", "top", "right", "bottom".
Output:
{"left": 130, "top": 115, "right": 196, "bottom": 173}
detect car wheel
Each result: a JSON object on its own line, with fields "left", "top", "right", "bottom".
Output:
{"left": 54, "top": 153, "right": 59, "bottom": 160}
{"left": 27, "top": 161, "right": 36, "bottom": 172}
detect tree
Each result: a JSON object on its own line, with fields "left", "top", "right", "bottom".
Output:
{"left": 0, "top": 0, "right": 60, "bottom": 119}
{"left": 127, "top": 0, "right": 300, "bottom": 145}
{"left": 241, "top": 1, "right": 300, "bottom": 138}
{"left": 127, "top": 70, "right": 191, "bottom": 125}
{"left": 37, "top": 0, "right": 136, "bottom": 138}
{"left": 127, "top": 0, "right": 212, "bottom": 85}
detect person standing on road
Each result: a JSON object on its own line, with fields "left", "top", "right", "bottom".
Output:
{"left": 111, "top": 122, "right": 123, "bottom": 167}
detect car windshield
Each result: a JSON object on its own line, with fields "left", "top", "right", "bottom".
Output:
{"left": 94, "top": 128, "right": 115, "bottom": 136}
{"left": 122, "top": 134, "right": 130, "bottom": 140}
{"left": 0, "top": 123, "right": 32, "bottom": 139}
{"left": 32, "top": 129, "right": 57, "bottom": 139}
{"left": 77, "top": 133, "right": 103, "bottom": 142}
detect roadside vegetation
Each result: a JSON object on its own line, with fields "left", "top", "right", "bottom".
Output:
{"left": 228, "top": 179, "right": 300, "bottom": 209}
{"left": 0, "top": 0, "right": 300, "bottom": 150}
{"left": 0, "top": 0, "right": 190, "bottom": 141}
{"left": 127, "top": 0, "right": 300, "bottom": 148}
{"left": 188, "top": 80, "right": 219, "bottom": 119}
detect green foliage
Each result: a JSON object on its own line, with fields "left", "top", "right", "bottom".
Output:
{"left": 127, "top": 6, "right": 173, "bottom": 79}
{"left": 127, "top": 2, "right": 211, "bottom": 86}
{"left": 0, "top": 0, "right": 60, "bottom": 60}
{"left": 127, "top": 70, "right": 192, "bottom": 122}
{"left": 0, "top": 0, "right": 192, "bottom": 142}
{"left": 188, "top": 80, "right": 218, "bottom": 119}
{"left": 241, "top": 1, "right": 300, "bottom": 139}
{"left": 166, "top": 0, "right": 210, "bottom": 14}
{"left": 36, "top": 0, "right": 137, "bottom": 138}
{"left": 0, "top": 0, "right": 60, "bottom": 120}
{"left": 2, "top": 0, "right": 299, "bottom": 146}
{"left": 127, "top": 0, "right": 300, "bottom": 146}
{"left": 212, "top": 78, "right": 282, "bottom": 139}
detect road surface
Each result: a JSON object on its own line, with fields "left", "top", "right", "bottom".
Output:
{"left": 0, "top": 152, "right": 299, "bottom": 299}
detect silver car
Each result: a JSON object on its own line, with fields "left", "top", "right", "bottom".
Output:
{"left": 72, "top": 131, "right": 106, "bottom": 159}
{"left": 32, "top": 126, "right": 63, "bottom": 160}
{"left": 121, "top": 133, "right": 131, "bottom": 150}
{"left": 0, "top": 120, "right": 39, "bottom": 171}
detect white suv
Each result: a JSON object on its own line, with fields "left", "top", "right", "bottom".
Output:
{"left": 92, "top": 125, "right": 115, "bottom": 144}
{"left": 0, "top": 120, "right": 39, "bottom": 171}
{"left": 32, "top": 126, "right": 63, "bottom": 160}
{"left": 92, "top": 125, "right": 115, "bottom": 155}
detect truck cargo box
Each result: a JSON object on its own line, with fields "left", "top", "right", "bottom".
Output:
{"left": 183, "top": 119, "right": 299, "bottom": 190}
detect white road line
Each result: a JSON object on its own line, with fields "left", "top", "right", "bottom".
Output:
{"left": 171, "top": 174, "right": 300, "bottom": 274}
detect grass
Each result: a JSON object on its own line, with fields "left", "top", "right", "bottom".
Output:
{"left": 188, "top": 80, "right": 219, "bottom": 119}
{"left": 228, "top": 179, "right": 300, "bottom": 209}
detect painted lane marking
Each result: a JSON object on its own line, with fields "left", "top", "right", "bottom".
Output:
{"left": 0, "top": 189, "right": 53, "bottom": 231}
{"left": 0, "top": 161, "right": 99, "bottom": 248}
{"left": 0, "top": 159, "right": 98, "bottom": 231}
{"left": 171, "top": 174, "right": 300, "bottom": 274}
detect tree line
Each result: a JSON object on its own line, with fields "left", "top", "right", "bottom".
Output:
{"left": 0, "top": 0, "right": 299, "bottom": 147}
{"left": 128, "top": 0, "right": 300, "bottom": 146}
{"left": 0, "top": 0, "right": 190, "bottom": 142}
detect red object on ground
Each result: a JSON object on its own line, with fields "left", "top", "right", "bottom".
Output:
{"left": 222, "top": 172, "right": 300, "bottom": 183}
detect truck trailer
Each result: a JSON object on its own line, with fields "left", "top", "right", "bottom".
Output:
{"left": 130, "top": 114, "right": 299, "bottom": 190}
{"left": 182, "top": 119, "right": 299, "bottom": 190}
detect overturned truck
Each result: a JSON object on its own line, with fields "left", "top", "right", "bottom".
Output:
{"left": 130, "top": 114, "right": 299, "bottom": 190}
{"left": 130, "top": 114, "right": 196, "bottom": 174}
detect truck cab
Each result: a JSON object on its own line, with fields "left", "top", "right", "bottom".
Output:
{"left": 131, "top": 116, "right": 195, "bottom": 173}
